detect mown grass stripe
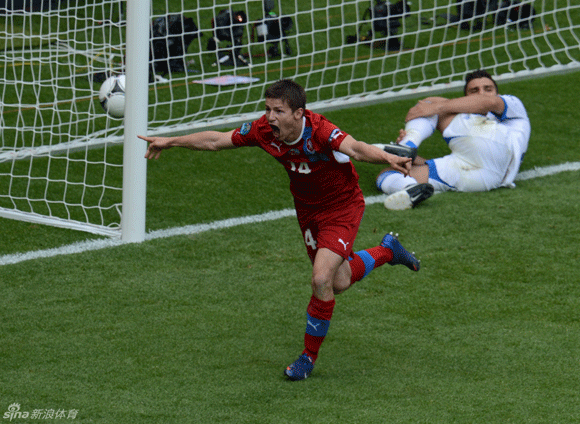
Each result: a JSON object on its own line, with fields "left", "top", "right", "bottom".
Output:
{"left": 1, "top": 162, "right": 578, "bottom": 266}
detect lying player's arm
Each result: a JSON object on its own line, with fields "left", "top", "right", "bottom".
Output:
{"left": 405, "top": 95, "right": 505, "bottom": 122}
{"left": 339, "top": 136, "right": 411, "bottom": 175}
{"left": 139, "top": 130, "right": 237, "bottom": 160}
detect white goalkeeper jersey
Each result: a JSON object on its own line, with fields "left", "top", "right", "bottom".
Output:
{"left": 440, "top": 94, "right": 531, "bottom": 189}
{"left": 487, "top": 94, "right": 531, "bottom": 186}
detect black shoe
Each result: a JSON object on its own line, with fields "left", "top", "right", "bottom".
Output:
{"left": 382, "top": 142, "right": 418, "bottom": 162}
{"left": 383, "top": 183, "right": 434, "bottom": 210}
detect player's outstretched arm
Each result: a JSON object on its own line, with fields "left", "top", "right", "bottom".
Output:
{"left": 405, "top": 95, "right": 505, "bottom": 122}
{"left": 339, "top": 136, "right": 412, "bottom": 176}
{"left": 139, "top": 130, "right": 236, "bottom": 160}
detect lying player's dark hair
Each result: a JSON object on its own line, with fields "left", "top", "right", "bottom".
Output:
{"left": 264, "top": 79, "right": 306, "bottom": 111}
{"left": 464, "top": 69, "right": 498, "bottom": 95}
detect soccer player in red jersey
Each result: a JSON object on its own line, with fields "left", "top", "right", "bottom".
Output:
{"left": 139, "top": 79, "right": 421, "bottom": 381}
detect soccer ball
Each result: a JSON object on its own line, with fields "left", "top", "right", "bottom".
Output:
{"left": 99, "top": 75, "right": 126, "bottom": 119}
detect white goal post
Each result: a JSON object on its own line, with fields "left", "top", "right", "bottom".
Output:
{"left": 0, "top": 0, "right": 578, "bottom": 240}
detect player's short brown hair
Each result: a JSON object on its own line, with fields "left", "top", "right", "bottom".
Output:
{"left": 264, "top": 79, "right": 306, "bottom": 111}
{"left": 464, "top": 70, "right": 498, "bottom": 95}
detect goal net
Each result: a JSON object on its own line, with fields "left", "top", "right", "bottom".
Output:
{"left": 1, "top": 0, "right": 578, "bottom": 238}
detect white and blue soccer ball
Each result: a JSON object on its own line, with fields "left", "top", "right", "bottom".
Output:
{"left": 99, "top": 75, "right": 126, "bottom": 119}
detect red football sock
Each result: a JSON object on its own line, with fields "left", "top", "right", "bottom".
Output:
{"left": 348, "top": 246, "right": 393, "bottom": 285}
{"left": 302, "top": 295, "right": 335, "bottom": 363}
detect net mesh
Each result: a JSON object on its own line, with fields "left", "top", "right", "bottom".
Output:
{"left": 0, "top": 0, "right": 578, "bottom": 235}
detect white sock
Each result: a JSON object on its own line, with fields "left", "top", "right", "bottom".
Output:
{"left": 376, "top": 171, "right": 417, "bottom": 195}
{"left": 400, "top": 115, "right": 438, "bottom": 148}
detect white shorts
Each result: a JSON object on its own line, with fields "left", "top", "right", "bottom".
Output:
{"left": 428, "top": 114, "right": 514, "bottom": 192}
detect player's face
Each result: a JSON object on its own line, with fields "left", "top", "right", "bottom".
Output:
{"left": 265, "top": 98, "right": 304, "bottom": 143}
{"left": 465, "top": 77, "right": 498, "bottom": 96}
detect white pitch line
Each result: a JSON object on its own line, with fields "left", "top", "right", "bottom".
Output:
{"left": 1, "top": 162, "right": 578, "bottom": 266}
{"left": 513, "top": 161, "right": 580, "bottom": 181}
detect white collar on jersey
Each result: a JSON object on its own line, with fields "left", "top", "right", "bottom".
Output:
{"left": 283, "top": 116, "right": 306, "bottom": 145}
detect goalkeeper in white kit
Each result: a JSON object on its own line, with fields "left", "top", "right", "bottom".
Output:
{"left": 376, "top": 69, "right": 531, "bottom": 210}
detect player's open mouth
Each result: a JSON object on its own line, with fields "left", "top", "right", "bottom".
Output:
{"left": 270, "top": 125, "right": 280, "bottom": 138}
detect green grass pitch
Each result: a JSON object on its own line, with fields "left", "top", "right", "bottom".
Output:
{"left": 1, "top": 70, "right": 579, "bottom": 422}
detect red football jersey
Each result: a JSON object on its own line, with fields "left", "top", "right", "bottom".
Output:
{"left": 231, "top": 110, "right": 362, "bottom": 206}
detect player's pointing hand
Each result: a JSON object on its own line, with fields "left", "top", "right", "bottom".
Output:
{"left": 139, "top": 135, "right": 171, "bottom": 160}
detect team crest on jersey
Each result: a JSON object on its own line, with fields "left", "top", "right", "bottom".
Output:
{"left": 290, "top": 148, "right": 301, "bottom": 155}
{"left": 304, "top": 138, "right": 314, "bottom": 154}
{"left": 329, "top": 128, "right": 343, "bottom": 143}
{"left": 240, "top": 122, "right": 252, "bottom": 135}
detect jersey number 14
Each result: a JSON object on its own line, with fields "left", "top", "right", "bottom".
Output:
{"left": 289, "top": 161, "right": 311, "bottom": 174}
